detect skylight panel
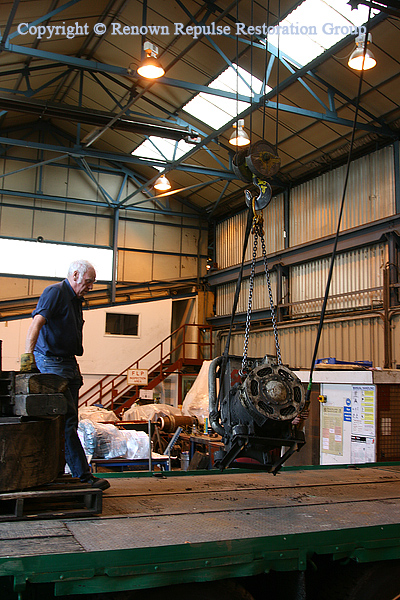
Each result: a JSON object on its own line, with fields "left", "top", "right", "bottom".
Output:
{"left": 131, "top": 136, "right": 195, "bottom": 169}
{"left": 184, "top": 63, "right": 266, "bottom": 130}
{"left": 267, "top": 0, "right": 379, "bottom": 67}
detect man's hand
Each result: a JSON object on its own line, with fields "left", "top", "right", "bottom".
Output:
{"left": 20, "top": 352, "right": 38, "bottom": 372}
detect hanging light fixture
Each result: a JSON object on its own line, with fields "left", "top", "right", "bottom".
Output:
{"left": 154, "top": 174, "right": 171, "bottom": 191}
{"left": 229, "top": 119, "right": 251, "bottom": 147}
{"left": 348, "top": 33, "right": 376, "bottom": 71}
{"left": 137, "top": 41, "right": 165, "bottom": 79}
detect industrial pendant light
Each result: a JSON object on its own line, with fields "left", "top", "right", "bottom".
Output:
{"left": 154, "top": 174, "right": 171, "bottom": 191}
{"left": 348, "top": 33, "right": 376, "bottom": 71}
{"left": 229, "top": 119, "right": 251, "bottom": 147}
{"left": 137, "top": 41, "right": 165, "bottom": 79}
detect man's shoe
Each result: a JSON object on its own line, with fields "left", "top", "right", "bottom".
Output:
{"left": 81, "top": 475, "right": 110, "bottom": 491}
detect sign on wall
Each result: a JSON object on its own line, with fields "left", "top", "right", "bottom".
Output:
{"left": 127, "top": 369, "right": 148, "bottom": 386}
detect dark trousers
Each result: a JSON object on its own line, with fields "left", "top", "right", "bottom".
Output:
{"left": 34, "top": 352, "right": 91, "bottom": 480}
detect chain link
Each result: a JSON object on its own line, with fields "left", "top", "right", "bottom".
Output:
{"left": 241, "top": 219, "right": 258, "bottom": 377}
{"left": 241, "top": 210, "right": 282, "bottom": 377}
{"left": 260, "top": 233, "right": 282, "bottom": 365}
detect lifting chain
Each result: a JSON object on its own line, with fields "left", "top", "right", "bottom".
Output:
{"left": 241, "top": 200, "right": 282, "bottom": 377}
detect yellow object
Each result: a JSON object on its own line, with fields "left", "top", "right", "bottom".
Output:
{"left": 20, "top": 352, "right": 37, "bottom": 372}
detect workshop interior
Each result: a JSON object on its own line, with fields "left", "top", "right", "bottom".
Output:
{"left": 1, "top": 0, "right": 400, "bottom": 598}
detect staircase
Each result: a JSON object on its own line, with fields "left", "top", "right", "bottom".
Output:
{"left": 78, "top": 323, "right": 213, "bottom": 416}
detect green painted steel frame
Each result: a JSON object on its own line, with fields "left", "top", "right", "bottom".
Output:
{"left": 2, "top": 522, "right": 400, "bottom": 596}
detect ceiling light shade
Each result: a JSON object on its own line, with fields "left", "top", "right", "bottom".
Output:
{"left": 154, "top": 174, "right": 171, "bottom": 191}
{"left": 348, "top": 33, "right": 376, "bottom": 71}
{"left": 229, "top": 119, "right": 251, "bottom": 147}
{"left": 137, "top": 41, "right": 165, "bottom": 79}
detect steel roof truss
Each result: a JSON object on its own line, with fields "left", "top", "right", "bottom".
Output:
{"left": 6, "top": 0, "right": 85, "bottom": 43}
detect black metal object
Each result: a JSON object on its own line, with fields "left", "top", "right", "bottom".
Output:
{"left": 209, "top": 355, "right": 306, "bottom": 473}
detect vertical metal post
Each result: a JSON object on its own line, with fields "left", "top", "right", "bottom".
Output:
{"left": 111, "top": 208, "right": 119, "bottom": 304}
{"left": 383, "top": 265, "right": 392, "bottom": 369}
{"left": 394, "top": 140, "right": 400, "bottom": 215}
{"left": 276, "top": 263, "right": 283, "bottom": 322}
{"left": 148, "top": 419, "right": 152, "bottom": 472}
{"left": 284, "top": 187, "right": 290, "bottom": 249}
{"left": 387, "top": 232, "right": 399, "bottom": 306}
{"left": 76, "top": 70, "right": 83, "bottom": 145}
{"left": 141, "top": 0, "right": 148, "bottom": 61}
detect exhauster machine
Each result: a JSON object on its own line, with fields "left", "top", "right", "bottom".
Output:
{"left": 209, "top": 354, "right": 306, "bottom": 473}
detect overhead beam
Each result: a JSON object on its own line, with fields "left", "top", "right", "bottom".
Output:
{"left": 0, "top": 187, "right": 206, "bottom": 218}
{"left": 0, "top": 96, "right": 201, "bottom": 141}
{"left": 0, "top": 135, "right": 235, "bottom": 180}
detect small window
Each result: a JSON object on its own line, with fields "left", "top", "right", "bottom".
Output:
{"left": 105, "top": 313, "right": 139, "bottom": 336}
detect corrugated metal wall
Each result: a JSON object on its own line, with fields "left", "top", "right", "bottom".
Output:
{"left": 216, "top": 243, "right": 386, "bottom": 319}
{"left": 216, "top": 146, "right": 395, "bottom": 271}
{"left": 214, "top": 147, "right": 394, "bottom": 317}
{"left": 216, "top": 193, "right": 285, "bottom": 269}
{"left": 216, "top": 271, "right": 278, "bottom": 316}
{"left": 290, "top": 243, "right": 386, "bottom": 315}
{"left": 218, "top": 315, "right": 385, "bottom": 370}
{"left": 290, "top": 145, "right": 395, "bottom": 247}
{"left": 213, "top": 145, "right": 396, "bottom": 370}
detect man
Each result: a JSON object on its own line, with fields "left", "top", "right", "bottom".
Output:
{"left": 21, "top": 259, "right": 110, "bottom": 491}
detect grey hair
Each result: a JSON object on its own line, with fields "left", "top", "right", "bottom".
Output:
{"left": 68, "top": 259, "right": 95, "bottom": 283}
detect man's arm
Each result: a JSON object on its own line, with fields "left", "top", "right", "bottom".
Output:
{"left": 20, "top": 315, "right": 46, "bottom": 371}
{"left": 25, "top": 314, "right": 46, "bottom": 352}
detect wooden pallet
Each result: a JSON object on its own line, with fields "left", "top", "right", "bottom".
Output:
{"left": 0, "top": 477, "right": 103, "bottom": 521}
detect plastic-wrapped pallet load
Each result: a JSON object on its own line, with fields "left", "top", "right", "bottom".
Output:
{"left": 182, "top": 360, "right": 211, "bottom": 425}
{"left": 122, "top": 402, "right": 182, "bottom": 422}
{"left": 78, "top": 420, "right": 149, "bottom": 459}
{"left": 78, "top": 405, "right": 119, "bottom": 423}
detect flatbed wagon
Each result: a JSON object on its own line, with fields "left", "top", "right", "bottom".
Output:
{"left": 1, "top": 463, "right": 400, "bottom": 599}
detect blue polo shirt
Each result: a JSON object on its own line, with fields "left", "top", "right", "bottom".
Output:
{"left": 32, "top": 279, "right": 84, "bottom": 357}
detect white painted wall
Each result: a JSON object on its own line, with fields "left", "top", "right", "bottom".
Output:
{"left": 0, "top": 298, "right": 172, "bottom": 395}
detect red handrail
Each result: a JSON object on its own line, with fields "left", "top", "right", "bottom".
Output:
{"left": 78, "top": 323, "right": 212, "bottom": 410}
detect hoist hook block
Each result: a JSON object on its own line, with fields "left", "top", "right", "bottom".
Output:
{"left": 232, "top": 148, "right": 253, "bottom": 183}
{"left": 232, "top": 140, "right": 280, "bottom": 183}
{"left": 245, "top": 176, "right": 272, "bottom": 212}
{"left": 245, "top": 140, "right": 281, "bottom": 179}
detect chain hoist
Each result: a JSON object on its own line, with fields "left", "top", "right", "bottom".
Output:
{"left": 208, "top": 176, "right": 306, "bottom": 473}
{"left": 241, "top": 193, "right": 282, "bottom": 377}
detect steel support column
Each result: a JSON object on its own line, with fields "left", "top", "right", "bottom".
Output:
{"left": 394, "top": 139, "right": 400, "bottom": 215}
{"left": 387, "top": 231, "right": 399, "bottom": 307}
{"left": 284, "top": 188, "right": 290, "bottom": 250}
{"left": 111, "top": 208, "right": 119, "bottom": 304}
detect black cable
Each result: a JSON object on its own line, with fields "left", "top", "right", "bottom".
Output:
{"left": 250, "top": 0, "right": 254, "bottom": 136}
{"left": 216, "top": 207, "right": 254, "bottom": 408}
{"left": 262, "top": 0, "right": 271, "bottom": 140}
{"left": 234, "top": 0, "right": 240, "bottom": 164}
{"left": 304, "top": 10, "right": 373, "bottom": 409}
{"left": 275, "top": 0, "right": 280, "bottom": 153}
